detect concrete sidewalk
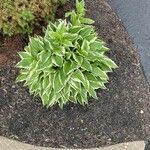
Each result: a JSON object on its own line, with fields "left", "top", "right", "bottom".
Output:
{"left": 0, "top": 136, "right": 145, "bottom": 150}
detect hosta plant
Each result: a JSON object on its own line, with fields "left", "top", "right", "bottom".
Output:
{"left": 16, "top": 0, "right": 118, "bottom": 108}
{"left": 0, "top": 0, "right": 68, "bottom": 36}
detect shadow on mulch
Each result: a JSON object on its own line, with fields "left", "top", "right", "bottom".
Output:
{"left": 0, "top": 0, "right": 150, "bottom": 148}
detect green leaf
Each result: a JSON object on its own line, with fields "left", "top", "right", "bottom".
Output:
{"left": 49, "top": 73, "right": 55, "bottom": 82}
{"left": 71, "top": 70, "right": 85, "bottom": 82}
{"left": 18, "top": 51, "right": 32, "bottom": 59}
{"left": 59, "top": 68, "right": 70, "bottom": 86}
{"left": 88, "top": 86, "right": 98, "bottom": 99}
{"left": 63, "top": 60, "right": 78, "bottom": 75}
{"left": 90, "top": 41, "right": 104, "bottom": 50}
{"left": 79, "top": 26, "right": 93, "bottom": 38}
{"left": 86, "top": 54, "right": 97, "bottom": 62}
{"left": 63, "top": 60, "right": 71, "bottom": 75}
{"left": 62, "top": 84, "right": 71, "bottom": 100}
{"left": 63, "top": 33, "right": 77, "bottom": 42}
{"left": 49, "top": 31, "right": 59, "bottom": 40}
{"left": 87, "top": 51, "right": 105, "bottom": 62}
{"left": 30, "top": 59, "right": 38, "bottom": 69}
{"left": 78, "top": 49, "right": 88, "bottom": 56}
{"left": 76, "top": 94, "right": 84, "bottom": 105}
{"left": 16, "top": 58, "right": 32, "bottom": 68}
{"left": 24, "top": 46, "right": 31, "bottom": 53}
{"left": 92, "top": 66, "right": 109, "bottom": 80}
{"left": 47, "top": 22, "right": 56, "bottom": 32}
{"left": 76, "top": 90, "right": 88, "bottom": 105}
{"left": 25, "top": 69, "right": 39, "bottom": 85}
{"left": 102, "top": 58, "right": 118, "bottom": 69}
{"left": 57, "top": 20, "right": 67, "bottom": 34}
{"left": 65, "top": 12, "right": 72, "bottom": 18}
{"left": 69, "top": 26, "right": 82, "bottom": 33}
{"left": 53, "top": 93, "right": 61, "bottom": 107}
{"left": 85, "top": 33, "right": 97, "bottom": 42}
{"left": 81, "top": 59, "right": 92, "bottom": 71}
{"left": 70, "top": 10, "right": 78, "bottom": 25}
{"left": 84, "top": 72, "right": 97, "bottom": 82}
{"left": 58, "top": 99, "right": 64, "bottom": 109}
{"left": 82, "top": 77, "right": 90, "bottom": 91}
{"left": 39, "top": 51, "right": 51, "bottom": 63}
{"left": 54, "top": 47, "right": 66, "bottom": 56}
{"left": 63, "top": 40, "right": 74, "bottom": 47}
{"left": 98, "top": 63, "right": 112, "bottom": 72}
{"left": 100, "top": 45, "right": 110, "bottom": 52}
{"left": 52, "top": 55, "right": 63, "bottom": 67}
{"left": 43, "top": 76, "right": 50, "bottom": 91}
{"left": 30, "top": 80, "right": 40, "bottom": 94}
{"left": 41, "top": 92, "right": 49, "bottom": 106}
{"left": 73, "top": 53, "right": 83, "bottom": 65}
{"left": 90, "top": 81, "right": 106, "bottom": 90}
{"left": 69, "top": 61, "right": 78, "bottom": 73}
{"left": 46, "top": 90, "right": 57, "bottom": 107}
{"left": 16, "top": 73, "right": 27, "bottom": 82}
{"left": 53, "top": 72, "right": 63, "bottom": 93}
{"left": 81, "top": 40, "right": 90, "bottom": 51}
{"left": 80, "top": 18, "right": 95, "bottom": 24}
{"left": 70, "top": 80, "right": 82, "bottom": 92}
{"left": 80, "top": 88, "right": 88, "bottom": 104}
{"left": 43, "top": 39, "right": 52, "bottom": 52}
{"left": 76, "top": 0, "right": 85, "bottom": 14}
{"left": 65, "top": 52, "right": 72, "bottom": 60}
{"left": 60, "top": 92, "right": 67, "bottom": 105}
{"left": 36, "top": 58, "right": 52, "bottom": 71}
{"left": 70, "top": 88, "right": 78, "bottom": 103}
{"left": 29, "top": 37, "right": 44, "bottom": 52}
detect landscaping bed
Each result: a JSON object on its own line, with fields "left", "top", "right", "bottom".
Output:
{"left": 0, "top": 0, "right": 150, "bottom": 148}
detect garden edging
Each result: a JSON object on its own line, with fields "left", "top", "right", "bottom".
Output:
{"left": 0, "top": 137, "right": 145, "bottom": 150}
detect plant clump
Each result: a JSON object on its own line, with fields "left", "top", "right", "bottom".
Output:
{"left": 16, "top": 0, "right": 118, "bottom": 108}
{"left": 0, "top": 0, "right": 68, "bottom": 35}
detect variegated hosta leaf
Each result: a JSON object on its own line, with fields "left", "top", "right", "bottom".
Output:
{"left": 16, "top": 0, "right": 118, "bottom": 108}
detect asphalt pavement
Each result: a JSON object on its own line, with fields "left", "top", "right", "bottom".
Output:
{"left": 108, "top": 0, "right": 150, "bottom": 83}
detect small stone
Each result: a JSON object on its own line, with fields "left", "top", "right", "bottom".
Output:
{"left": 45, "top": 138, "right": 50, "bottom": 142}
{"left": 12, "top": 85, "right": 16, "bottom": 88}
{"left": 3, "top": 89, "right": 7, "bottom": 93}
{"left": 73, "top": 144, "right": 78, "bottom": 147}
{"left": 69, "top": 127, "right": 74, "bottom": 130}
{"left": 140, "top": 110, "right": 144, "bottom": 114}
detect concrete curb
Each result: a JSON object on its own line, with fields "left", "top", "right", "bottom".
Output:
{"left": 0, "top": 136, "right": 145, "bottom": 150}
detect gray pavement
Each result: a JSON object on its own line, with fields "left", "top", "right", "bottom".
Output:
{"left": 108, "top": 0, "right": 150, "bottom": 83}
{"left": 0, "top": 136, "right": 145, "bottom": 150}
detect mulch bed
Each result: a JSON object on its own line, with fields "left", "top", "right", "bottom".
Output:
{"left": 0, "top": 0, "right": 150, "bottom": 148}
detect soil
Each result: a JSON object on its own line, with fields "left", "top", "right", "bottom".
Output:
{"left": 0, "top": 34, "right": 27, "bottom": 66}
{"left": 0, "top": 0, "right": 150, "bottom": 148}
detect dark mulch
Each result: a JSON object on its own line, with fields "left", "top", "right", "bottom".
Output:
{"left": 0, "top": 0, "right": 150, "bottom": 148}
